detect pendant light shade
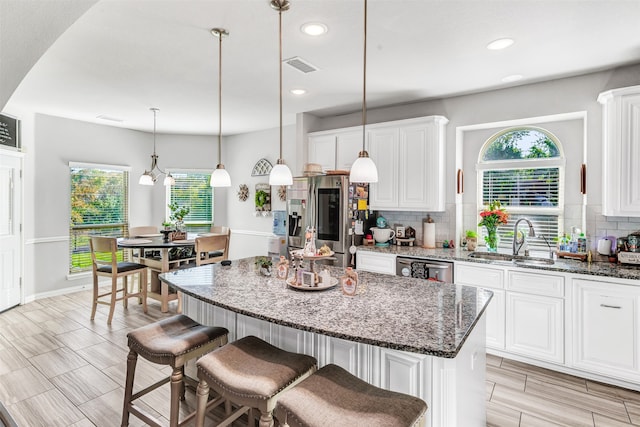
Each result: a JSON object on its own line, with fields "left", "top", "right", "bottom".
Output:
{"left": 349, "top": 0, "right": 378, "bottom": 184}
{"left": 210, "top": 28, "right": 232, "bottom": 187}
{"left": 139, "top": 108, "right": 174, "bottom": 186}
{"left": 268, "top": 0, "right": 293, "bottom": 186}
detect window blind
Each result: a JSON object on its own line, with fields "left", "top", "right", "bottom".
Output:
{"left": 482, "top": 168, "right": 559, "bottom": 208}
{"left": 169, "top": 172, "right": 213, "bottom": 230}
{"left": 69, "top": 166, "right": 129, "bottom": 273}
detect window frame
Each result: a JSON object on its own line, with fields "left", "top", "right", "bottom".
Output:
{"left": 68, "top": 161, "right": 131, "bottom": 273}
{"left": 476, "top": 127, "right": 566, "bottom": 251}
{"left": 165, "top": 168, "right": 214, "bottom": 233}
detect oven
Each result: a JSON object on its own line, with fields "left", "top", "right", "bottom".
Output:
{"left": 396, "top": 257, "right": 454, "bottom": 283}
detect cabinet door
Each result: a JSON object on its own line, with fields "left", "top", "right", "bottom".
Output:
{"left": 599, "top": 87, "right": 640, "bottom": 216}
{"left": 455, "top": 263, "right": 505, "bottom": 350}
{"left": 378, "top": 348, "right": 429, "bottom": 400}
{"left": 356, "top": 251, "right": 396, "bottom": 275}
{"left": 398, "top": 123, "right": 444, "bottom": 211}
{"left": 308, "top": 134, "right": 336, "bottom": 172}
{"left": 368, "top": 128, "right": 398, "bottom": 209}
{"left": 335, "top": 131, "right": 363, "bottom": 171}
{"left": 573, "top": 279, "right": 640, "bottom": 380}
{"left": 506, "top": 292, "right": 564, "bottom": 363}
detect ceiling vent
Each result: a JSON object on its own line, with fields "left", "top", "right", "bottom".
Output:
{"left": 284, "top": 56, "right": 318, "bottom": 74}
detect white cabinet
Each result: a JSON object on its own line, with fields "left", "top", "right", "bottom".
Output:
{"left": 454, "top": 262, "right": 505, "bottom": 350}
{"left": 572, "top": 278, "right": 640, "bottom": 382}
{"left": 505, "top": 270, "right": 564, "bottom": 364}
{"left": 598, "top": 85, "right": 640, "bottom": 216}
{"left": 356, "top": 250, "right": 396, "bottom": 275}
{"left": 368, "top": 116, "right": 448, "bottom": 211}
{"left": 308, "top": 129, "right": 362, "bottom": 172}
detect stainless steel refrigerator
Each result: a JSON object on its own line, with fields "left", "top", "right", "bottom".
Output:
{"left": 287, "top": 175, "right": 353, "bottom": 267}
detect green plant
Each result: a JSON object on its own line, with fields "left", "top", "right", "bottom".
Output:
{"left": 168, "top": 202, "right": 190, "bottom": 223}
{"left": 465, "top": 230, "right": 477, "bottom": 238}
{"left": 162, "top": 221, "right": 172, "bottom": 228}
{"left": 255, "top": 257, "right": 272, "bottom": 268}
{"left": 255, "top": 190, "right": 269, "bottom": 208}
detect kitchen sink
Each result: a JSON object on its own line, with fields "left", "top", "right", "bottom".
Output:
{"left": 467, "top": 252, "right": 515, "bottom": 263}
{"left": 468, "top": 252, "right": 554, "bottom": 266}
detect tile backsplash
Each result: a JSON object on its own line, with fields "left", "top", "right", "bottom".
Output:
{"left": 378, "top": 204, "right": 456, "bottom": 247}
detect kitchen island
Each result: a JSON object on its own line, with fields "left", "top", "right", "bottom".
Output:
{"left": 160, "top": 257, "right": 493, "bottom": 427}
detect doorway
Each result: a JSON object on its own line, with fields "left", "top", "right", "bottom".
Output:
{"left": 0, "top": 150, "right": 22, "bottom": 312}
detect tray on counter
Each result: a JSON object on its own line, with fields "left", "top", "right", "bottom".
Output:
{"left": 286, "top": 277, "right": 338, "bottom": 291}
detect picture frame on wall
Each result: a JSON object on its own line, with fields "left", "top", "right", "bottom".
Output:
{"left": 0, "top": 113, "right": 20, "bottom": 151}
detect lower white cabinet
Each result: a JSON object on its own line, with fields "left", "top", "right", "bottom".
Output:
{"left": 455, "top": 262, "right": 505, "bottom": 350}
{"left": 356, "top": 250, "right": 396, "bottom": 275}
{"left": 572, "top": 278, "right": 640, "bottom": 382}
{"left": 506, "top": 292, "right": 564, "bottom": 363}
{"left": 505, "top": 270, "right": 564, "bottom": 364}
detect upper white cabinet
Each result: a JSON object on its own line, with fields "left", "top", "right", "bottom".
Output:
{"left": 598, "top": 85, "right": 640, "bottom": 216}
{"left": 308, "top": 129, "right": 362, "bottom": 172}
{"left": 368, "top": 116, "right": 448, "bottom": 211}
{"left": 308, "top": 116, "right": 448, "bottom": 211}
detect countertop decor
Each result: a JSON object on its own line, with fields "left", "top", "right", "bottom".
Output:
{"left": 160, "top": 257, "right": 493, "bottom": 358}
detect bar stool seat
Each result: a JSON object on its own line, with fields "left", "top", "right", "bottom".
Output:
{"left": 121, "top": 314, "right": 229, "bottom": 427}
{"left": 195, "top": 335, "right": 317, "bottom": 427}
{"left": 274, "top": 364, "right": 428, "bottom": 427}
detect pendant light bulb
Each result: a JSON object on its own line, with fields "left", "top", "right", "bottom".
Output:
{"left": 268, "top": 0, "right": 293, "bottom": 187}
{"left": 139, "top": 108, "right": 174, "bottom": 186}
{"left": 210, "top": 28, "right": 232, "bottom": 188}
{"left": 349, "top": 0, "right": 378, "bottom": 184}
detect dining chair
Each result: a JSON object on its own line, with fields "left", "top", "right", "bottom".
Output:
{"left": 89, "top": 236, "right": 148, "bottom": 325}
{"left": 194, "top": 235, "right": 229, "bottom": 266}
{"left": 128, "top": 226, "right": 160, "bottom": 260}
{"left": 210, "top": 225, "right": 231, "bottom": 257}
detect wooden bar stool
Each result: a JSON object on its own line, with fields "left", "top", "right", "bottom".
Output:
{"left": 274, "top": 364, "right": 428, "bottom": 427}
{"left": 121, "top": 315, "right": 229, "bottom": 427}
{"left": 194, "top": 335, "right": 317, "bottom": 427}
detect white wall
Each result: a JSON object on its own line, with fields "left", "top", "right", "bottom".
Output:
{"left": 20, "top": 112, "right": 296, "bottom": 298}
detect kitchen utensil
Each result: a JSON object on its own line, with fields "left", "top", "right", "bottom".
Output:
{"left": 349, "top": 233, "right": 357, "bottom": 266}
{"left": 371, "top": 227, "right": 395, "bottom": 244}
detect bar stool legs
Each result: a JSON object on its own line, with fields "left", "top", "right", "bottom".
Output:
{"left": 121, "top": 315, "right": 228, "bottom": 427}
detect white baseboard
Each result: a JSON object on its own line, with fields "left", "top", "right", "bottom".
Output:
{"left": 25, "top": 283, "right": 93, "bottom": 303}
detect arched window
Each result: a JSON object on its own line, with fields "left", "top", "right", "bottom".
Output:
{"left": 477, "top": 127, "right": 565, "bottom": 251}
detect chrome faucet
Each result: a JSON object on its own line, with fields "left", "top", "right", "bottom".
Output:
{"left": 513, "top": 218, "right": 536, "bottom": 256}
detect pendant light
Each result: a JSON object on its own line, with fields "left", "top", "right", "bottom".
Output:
{"left": 139, "top": 108, "right": 175, "bottom": 186}
{"left": 210, "top": 28, "right": 232, "bottom": 187}
{"left": 268, "top": 0, "right": 294, "bottom": 186}
{"left": 349, "top": 0, "right": 378, "bottom": 183}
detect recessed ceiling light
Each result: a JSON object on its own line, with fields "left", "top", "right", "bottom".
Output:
{"left": 487, "top": 38, "right": 515, "bottom": 50}
{"left": 501, "top": 74, "right": 523, "bottom": 83}
{"left": 290, "top": 89, "right": 306, "bottom": 95}
{"left": 301, "top": 22, "right": 328, "bottom": 36}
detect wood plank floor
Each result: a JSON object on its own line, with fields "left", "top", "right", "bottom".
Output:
{"left": 1, "top": 287, "right": 639, "bottom": 426}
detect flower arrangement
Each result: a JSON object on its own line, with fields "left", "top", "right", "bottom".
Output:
{"left": 478, "top": 200, "right": 509, "bottom": 252}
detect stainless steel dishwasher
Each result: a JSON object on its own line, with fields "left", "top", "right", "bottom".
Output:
{"left": 396, "top": 256, "right": 454, "bottom": 283}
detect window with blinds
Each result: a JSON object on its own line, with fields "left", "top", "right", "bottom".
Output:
{"left": 167, "top": 171, "right": 213, "bottom": 233}
{"left": 477, "top": 127, "right": 564, "bottom": 252}
{"left": 69, "top": 163, "right": 129, "bottom": 273}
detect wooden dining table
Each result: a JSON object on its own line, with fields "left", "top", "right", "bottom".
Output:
{"left": 117, "top": 233, "right": 198, "bottom": 312}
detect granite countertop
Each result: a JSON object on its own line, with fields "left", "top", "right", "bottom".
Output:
{"left": 358, "top": 245, "right": 640, "bottom": 281}
{"left": 160, "top": 257, "right": 493, "bottom": 358}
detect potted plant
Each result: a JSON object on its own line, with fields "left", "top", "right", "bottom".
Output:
{"left": 465, "top": 230, "right": 478, "bottom": 251}
{"left": 255, "top": 257, "right": 273, "bottom": 276}
{"left": 168, "top": 202, "right": 190, "bottom": 231}
{"left": 162, "top": 221, "right": 173, "bottom": 231}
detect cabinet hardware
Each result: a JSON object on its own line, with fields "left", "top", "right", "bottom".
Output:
{"left": 600, "top": 304, "right": 622, "bottom": 309}
{"left": 580, "top": 164, "right": 586, "bottom": 194}
{"left": 457, "top": 169, "right": 464, "bottom": 194}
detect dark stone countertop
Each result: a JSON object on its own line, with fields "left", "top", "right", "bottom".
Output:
{"left": 160, "top": 257, "right": 493, "bottom": 358}
{"left": 358, "top": 245, "right": 640, "bottom": 281}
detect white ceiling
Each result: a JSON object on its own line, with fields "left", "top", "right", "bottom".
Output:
{"left": 7, "top": 0, "right": 640, "bottom": 136}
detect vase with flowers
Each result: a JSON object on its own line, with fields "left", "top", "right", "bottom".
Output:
{"left": 478, "top": 200, "right": 509, "bottom": 252}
